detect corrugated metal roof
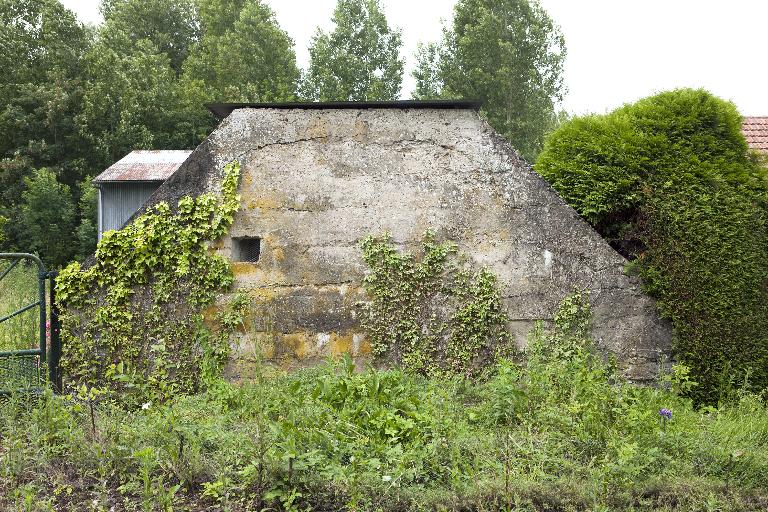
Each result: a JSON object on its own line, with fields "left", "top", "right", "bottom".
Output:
{"left": 206, "top": 100, "right": 482, "bottom": 120}
{"left": 93, "top": 150, "right": 192, "bottom": 183}
{"left": 742, "top": 116, "right": 768, "bottom": 153}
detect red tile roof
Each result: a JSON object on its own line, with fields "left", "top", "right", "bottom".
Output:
{"left": 742, "top": 117, "right": 768, "bottom": 153}
{"left": 93, "top": 150, "right": 192, "bottom": 183}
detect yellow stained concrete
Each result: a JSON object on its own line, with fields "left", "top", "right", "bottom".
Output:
{"left": 245, "top": 197, "right": 282, "bottom": 211}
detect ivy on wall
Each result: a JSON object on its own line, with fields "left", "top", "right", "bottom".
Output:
{"left": 56, "top": 162, "right": 243, "bottom": 404}
{"left": 359, "top": 231, "right": 513, "bottom": 376}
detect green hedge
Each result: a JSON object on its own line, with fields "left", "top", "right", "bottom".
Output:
{"left": 536, "top": 88, "right": 768, "bottom": 404}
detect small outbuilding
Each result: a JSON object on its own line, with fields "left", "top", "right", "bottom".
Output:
{"left": 93, "top": 150, "right": 192, "bottom": 239}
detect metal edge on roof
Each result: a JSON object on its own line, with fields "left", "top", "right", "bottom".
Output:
{"left": 92, "top": 179, "right": 169, "bottom": 185}
{"left": 206, "top": 100, "right": 482, "bottom": 120}
{"left": 93, "top": 150, "right": 194, "bottom": 183}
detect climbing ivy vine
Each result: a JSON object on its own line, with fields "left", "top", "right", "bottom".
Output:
{"left": 359, "top": 231, "right": 513, "bottom": 376}
{"left": 56, "top": 162, "right": 244, "bottom": 404}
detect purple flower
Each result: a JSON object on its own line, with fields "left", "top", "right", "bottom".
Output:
{"left": 659, "top": 408, "right": 673, "bottom": 420}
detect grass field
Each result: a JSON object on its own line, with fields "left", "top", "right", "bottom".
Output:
{"left": 0, "top": 260, "right": 41, "bottom": 352}
{"left": 1, "top": 273, "right": 765, "bottom": 511}
{"left": 0, "top": 259, "right": 45, "bottom": 391}
{"left": 1, "top": 305, "right": 767, "bottom": 511}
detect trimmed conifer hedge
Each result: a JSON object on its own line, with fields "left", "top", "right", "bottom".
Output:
{"left": 537, "top": 88, "right": 768, "bottom": 404}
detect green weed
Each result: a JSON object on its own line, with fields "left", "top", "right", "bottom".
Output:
{"left": 1, "top": 292, "right": 767, "bottom": 510}
{"left": 0, "top": 262, "right": 40, "bottom": 352}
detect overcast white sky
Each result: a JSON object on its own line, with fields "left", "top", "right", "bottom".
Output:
{"left": 61, "top": 0, "right": 768, "bottom": 116}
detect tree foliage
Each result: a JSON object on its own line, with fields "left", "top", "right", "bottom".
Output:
{"left": 537, "top": 88, "right": 768, "bottom": 403}
{"left": 16, "top": 169, "right": 76, "bottom": 267}
{"left": 0, "top": 0, "right": 300, "bottom": 265}
{"left": 0, "top": 0, "right": 91, "bottom": 179}
{"left": 98, "top": 0, "right": 200, "bottom": 74}
{"left": 301, "top": 0, "right": 404, "bottom": 101}
{"left": 413, "top": 0, "right": 566, "bottom": 161}
{"left": 0, "top": 0, "right": 92, "bottom": 263}
{"left": 78, "top": 39, "right": 184, "bottom": 164}
{"left": 184, "top": 0, "right": 299, "bottom": 102}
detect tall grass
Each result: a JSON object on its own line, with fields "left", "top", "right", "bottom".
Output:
{"left": 0, "top": 292, "right": 766, "bottom": 511}
{"left": 0, "top": 261, "right": 41, "bottom": 352}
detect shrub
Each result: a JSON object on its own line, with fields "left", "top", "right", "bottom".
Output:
{"left": 16, "top": 168, "right": 76, "bottom": 268}
{"left": 536, "top": 88, "right": 768, "bottom": 404}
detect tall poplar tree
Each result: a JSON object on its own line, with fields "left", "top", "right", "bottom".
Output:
{"left": 301, "top": 0, "right": 404, "bottom": 101}
{"left": 183, "top": 0, "right": 300, "bottom": 102}
{"left": 98, "top": 0, "right": 201, "bottom": 74}
{"left": 413, "top": 0, "right": 566, "bottom": 161}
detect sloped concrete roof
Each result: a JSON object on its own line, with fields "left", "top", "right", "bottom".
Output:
{"left": 93, "top": 150, "right": 192, "bottom": 183}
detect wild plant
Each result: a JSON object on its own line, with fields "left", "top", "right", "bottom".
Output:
{"left": 1, "top": 291, "right": 767, "bottom": 510}
{"left": 0, "top": 263, "right": 39, "bottom": 352}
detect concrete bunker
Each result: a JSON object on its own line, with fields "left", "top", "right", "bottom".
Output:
{"left": 138, "top": 101, "right": 672, "bottom": 383}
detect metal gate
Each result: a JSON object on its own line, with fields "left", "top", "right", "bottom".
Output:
{"left": 0, "top": 253, "right": 61, "bottom": 395}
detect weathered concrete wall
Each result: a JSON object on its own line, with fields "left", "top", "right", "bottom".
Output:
{"left": 146, "top": 107, "right": 672, "bottom": 383}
